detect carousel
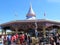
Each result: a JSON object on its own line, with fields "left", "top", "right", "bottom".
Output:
{"left": 0, "top": 5, "right": 60, "bottom": 37}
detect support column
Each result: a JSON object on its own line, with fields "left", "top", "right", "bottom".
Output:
{"left": 2, "top": 29, "right": 6, "bottom": 35}
{"left": 43, "top": 23, "right": 46, "bottom": 45}
{"left": 43, "top": 26, "right": 46, "bottom": 37}
{"left": 15, "top": 28, "right": 18, "bottom": 34}
{"left": 43, "top": 23, "right": 46, "bottom": 38}
{"left": 35, "top": 21, "right": 38, "bottom": 38}
{"left": 2, "top": 29, "right": 4, "bottom": 36}
{"left": 35, "top": 29, "right": 38, "bottom": 38}
{"left": 58, "top": 28, "right": 60, "bottom": 33}
{"left": 5, "top": 30, "right": 6, "bottom": 35}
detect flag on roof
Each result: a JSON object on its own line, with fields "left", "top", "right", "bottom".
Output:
{"left": 44, "top": 12, "right": 46, "bottom": 16}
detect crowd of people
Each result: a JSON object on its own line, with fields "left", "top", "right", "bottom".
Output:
{"left": 39, "top": 33, "right": 60, "bottom": 45}
{"left": 2, "top": 33, "right": 32, "bottom": 45}
{"left": 1, "top": 32, "right": 60, "bottom": 45}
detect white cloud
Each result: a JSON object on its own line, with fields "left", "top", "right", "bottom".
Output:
{"left": 47, "top": 0, "right": 60, "bottom": 3}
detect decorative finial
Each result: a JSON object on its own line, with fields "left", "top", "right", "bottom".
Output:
{"left": 44, "top": 11, "right": 46, "bottom": 19}
{"left": 14, "top": 11, "right": 18, "bottom": 20}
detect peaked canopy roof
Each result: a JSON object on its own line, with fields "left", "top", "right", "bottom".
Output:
{"left": 0, "top": 19, "right": 60, "bottom": 30}
{"left": 26, "top": 4, "right": 36, "bottom": 17}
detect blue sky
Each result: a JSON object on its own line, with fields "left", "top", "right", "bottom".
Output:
{"left": 0, "top": 0, "right": 60, "bottom": 24}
